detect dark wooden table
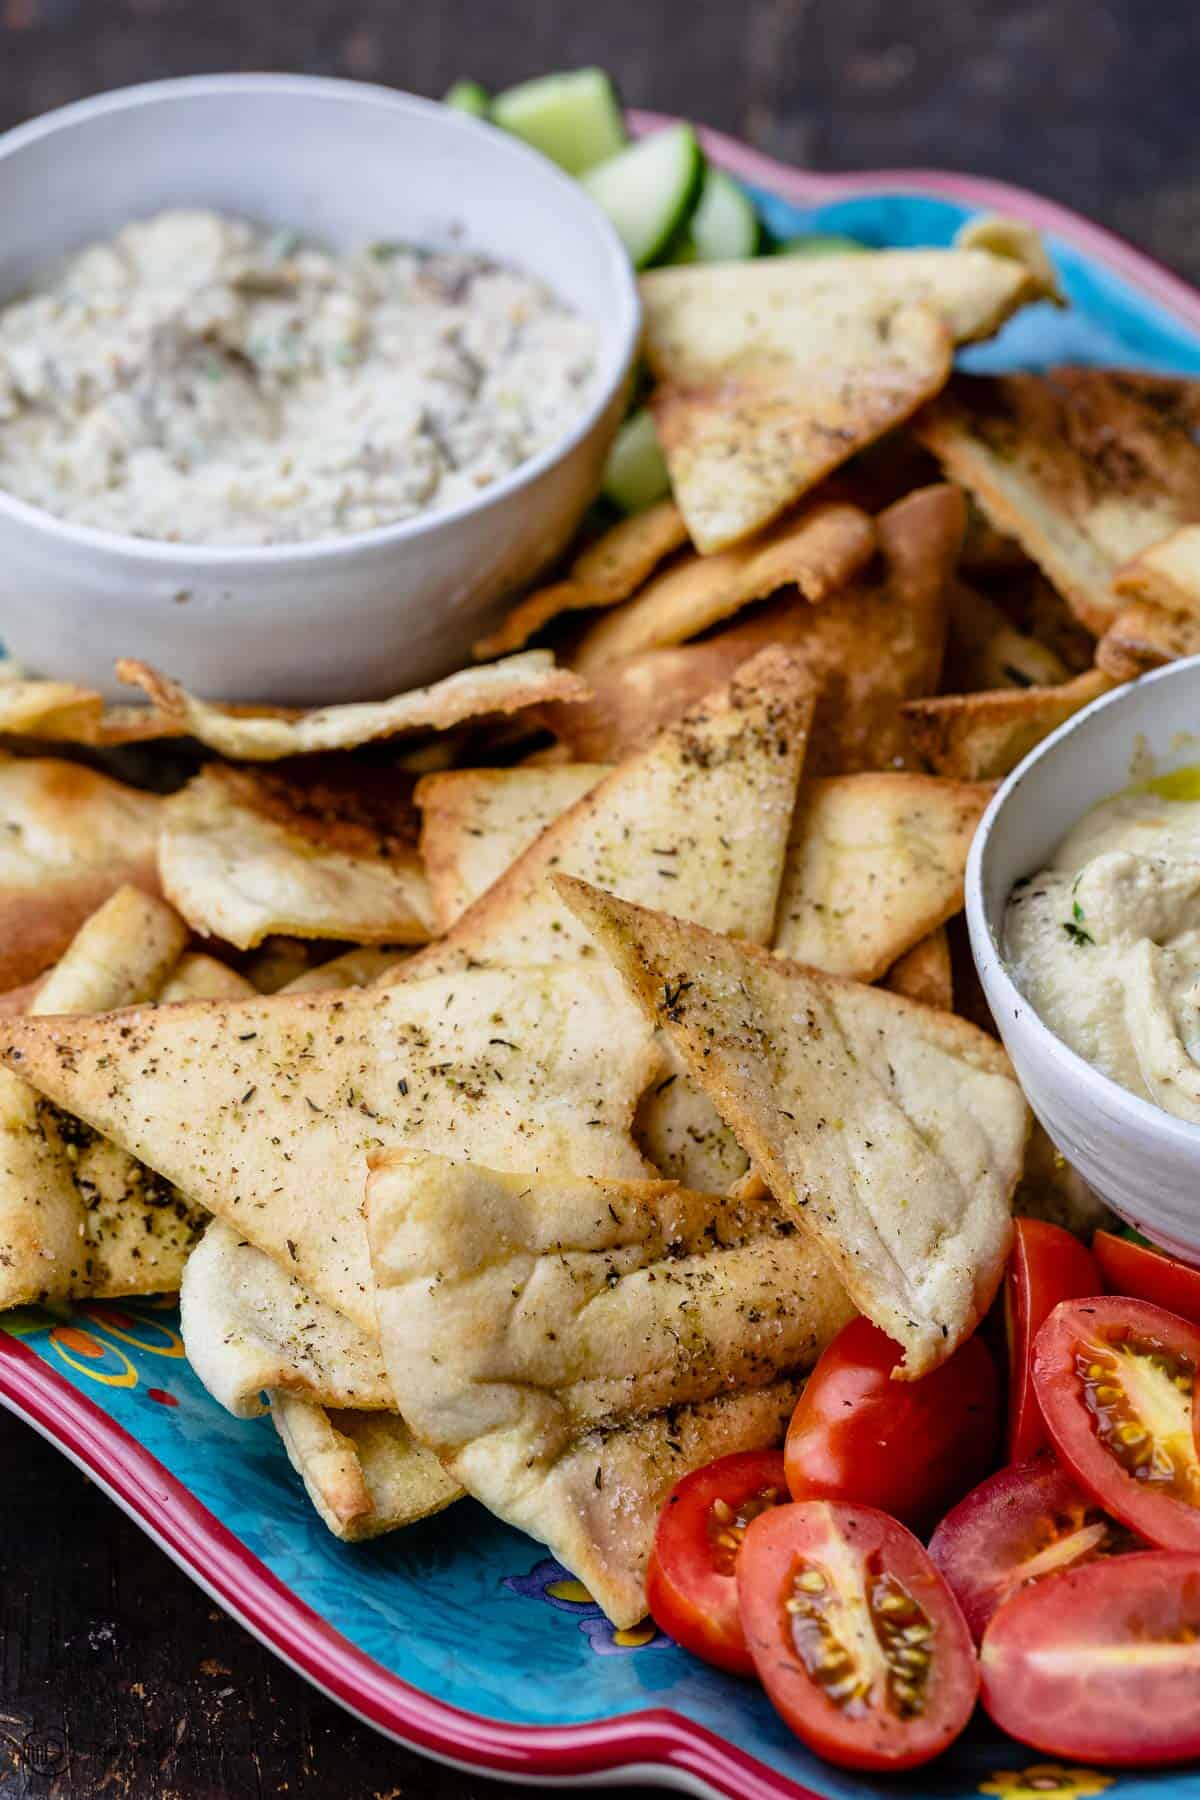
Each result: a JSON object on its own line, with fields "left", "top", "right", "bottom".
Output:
{"left": 1, "top": 2, "right": 1197, "bottom": 1795}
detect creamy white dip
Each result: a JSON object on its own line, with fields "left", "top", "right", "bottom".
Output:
{"left": 0, "top": 211, "right": 599, "bottom": 547}
{"left": 1005, "top": 773, "right": 1200, "bottom": 1124}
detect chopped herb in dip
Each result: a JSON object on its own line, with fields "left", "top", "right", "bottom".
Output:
{"left": 0, "top": 211, "right": 599, "bottom": 547}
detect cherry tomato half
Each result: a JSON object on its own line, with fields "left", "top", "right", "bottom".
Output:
{"left": 980, "top": 1551, "right": 1200, "bottom": 1765}
{"left": 784, "top": 1316, "right": 999, "bottom": 1532}
{"left": 738, "top": 1500, "right": 978, "bottom": 1772}
{"left": 1033, "top": 1296, "right": 1200, "bottom": 1549}
{"left": 1094, "top": 1229, "right": 1200, "bottom": 1327}
{"left": 1006, "top": 1218, "right": 1101, "bottom": 1462}
{"left": 645, "top": 1449, "right": 788, "bottom": 1675}
{"left": 928, "top": 1456, "right": 1140, "bottom": 1643}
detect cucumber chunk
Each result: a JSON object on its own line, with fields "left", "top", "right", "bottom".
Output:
{"left": 491, "top": 69, "right": 627, "bottom": 175}
{"left": 582, "top": 125, "right": 705, "bottom": 269}
{"left": 443, "top": 80, "right": 491, "bottom": 118}
{"left": 775, "top": 232, "right": 869, "bottom": 257}
{"left": 602, "top": 408, "right": 671, "bottom": 513}
{"left": 674, "top": 167, "right": 761, "bottom": 262}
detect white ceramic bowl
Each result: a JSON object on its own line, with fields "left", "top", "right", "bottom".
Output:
{"left": 0, "top": 75, "right": 640, "bottom": 702}
{"left": 967, "top": 656, "right": 1200, "bottom": 1258}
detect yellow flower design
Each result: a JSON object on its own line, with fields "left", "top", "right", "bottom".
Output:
{"left": 980, "top": 1765, "right": 1115, "bottom": 1800}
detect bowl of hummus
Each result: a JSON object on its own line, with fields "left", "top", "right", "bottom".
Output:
{"left": 0, "top": 75, "right": 640, "bottom": 701}
{"left": 967, "top": 653, "right": 1200, "bottom": 1260}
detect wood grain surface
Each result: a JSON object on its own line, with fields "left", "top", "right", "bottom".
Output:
{"left": 0, "top": 2, "right": 1196, "bottom": 1795}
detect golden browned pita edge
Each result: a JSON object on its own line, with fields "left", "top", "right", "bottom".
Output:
{"left": 158, "top": 762, "right": 434, "bottom": 951}
{"left": 558, "top": 879, "right": 1028, "bottom": 1378}
{"left": 772, "top": 773, "right": 992, "bottom": 981}
{"left": 1113, "top": 524, "right": 1200, "bottom": 617}
{"left": 0, "top": 753, "right": 164, "bottom": 991}
{"left": 916, "top": 370, "right": 1200, "bottom": 636}
{"left": 115, "top": 650, "right": 589, "bottom": 760}
{"left": 158, "top": 953, "right": 258, "bottom": 1003}
{"left": 1096, "top": 600, "right": 1200, "bottom": 681}
{"left": 902, "top": 667, "right": 1119, "bottom": 780}
{"left": 946, "top": 579, "right": 1070, "bottom": 691}
{"left": 472, "top": 500, "right": 689, "bottom": 659}
{"left": 0, "top": 679, "right": 174, "bottom": 747}
{"left": 884, "top": 926, "right": 954, "bottom": 1011}
{"left": 0, "top": 961, "right": 660, "bottom": 1332}
{"left": 639, "top": 234, "right": 1053, "bottom": 553}
{"left": 539, "top": 484, "right": 961, "bottom": 773}
{"left": 271, "top": 1393, "right": 461, "bottom": 1541}
{"left": 365, "top": 1150, "right": 853, "bottom": 1626}
{"left": 570, "top": 501, "right": 877, "bottom": 673}
{"left": 0, "top": 887, "right": 206, "bottom": 1311}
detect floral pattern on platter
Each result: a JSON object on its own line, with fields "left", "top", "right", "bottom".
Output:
{"left": 503, "top": 1557, "right": 667, "bottom": 1655}
{"left": 980, "top": 1767, "right": 1117, "bottom": 1800}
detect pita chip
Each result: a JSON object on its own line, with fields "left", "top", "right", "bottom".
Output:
{"left": 158, "top": 953, "right": 258, "bottom": 1004}
{"left": 158, "top": 763, "right": 434, "bottom": 951}
{"left": 271, "top": 1393, "right": 460, "bottom": 1541}
{"left": 946, "top": 579, "right": 1070, "bottom": 691}
{"left": 1114, "top": 524, "right": 1200, "bottom": 618}
{"left": 280, "top": 945, "right": 408, "bottom": 994}
{"left": 180, "top": 1221, "right": 392, "bottom": 1418}
{"left": 0, "top": 753, "right": 163, "bottom": 990}
{"left": 884, "top": 927, "right": 954, "bottom": 1011}
{"left": 366, "top": 1150, "right": 853, "bottom": 1625}
{"left": 917, "top": 371, "right": 1200, "bottom": 634}
{"left": 571, "top": 501, "right": 876, "bottom": 672}
{"left": 473, "top": 500, "right": 689, "bottom": 659}
{"left": 772, "top": 773, "right": 991, "bottom": 980}
{"left": 633, "top": 1042, "right": 750, "bottom": 1190}
{"left": 0, "top": 680, "right": 173, "bottom": 747}
{"left": 640, "top": 238, "right": 1052, "bottom": 551}
{"left": 559, "top": 880, "right": 1028, "bottom": 1377}
{"left": 1096, "top": 600, "right": 1200, "bottom": 681}
{"left": 116, "top": 650, "right": 587, "bottom": 760}
{"left": 902, "top": 667, "right": 1118, "bottom": 780}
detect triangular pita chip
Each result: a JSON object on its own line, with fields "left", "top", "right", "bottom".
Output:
{"left": 558, "top": 880, "right": 1027, "bottom": 1376}
{"left": 0, "top": 964, "right": 658, "bottom": 1330}
{"left": 158, "top": 762, "right": 434, "bottom": 950}
{"left": 539, "top": 485, "right": 959, "bottom": 772}
{"left": 946, "top": 579, "right": 1069, "bottom": 691}
{"left": 884, "top": 927, "right": 953, "bottom": 1011}
{"left": 772, "top": 773, "right": 991, "bottom": 979}
{"left": 902, "top": 667, "right": 1117, "bottom": 780}
{"left": 917, "top": 371, "right": 1200, "bottom": 634}
{"left": 571, "top": 501, "right": 876, "bottom": 672}
{"left": 280, "top": 945, "right": 408, "bottom": 994}
{"left": 641, "top": 238, "right": 1053, "bottom": 551}
{"left": 473, "top": 500, "right": 689, "bottom": 659}
{"left": 116, "top": 650, "right": 587, "bottom": 760}
{"left": 1114, "top": 524, "right": 1200, "bottom": 617}
{"left": 366, "top": 1150, "right": 853, "bottom": 1625}
{"left": 0, "top": 753, "right": 163, "bottom": 991}
{"left": 271, "top": 1393, "right": 460, "bottom": 1541}
{"left": 158, "top": 953, "right": 258, "bottom": 1003}
{"left": 1096, "top": 600, "right": 1200, "bottom": 681}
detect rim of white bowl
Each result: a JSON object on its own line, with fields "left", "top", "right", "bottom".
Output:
{"left": 966, "top": 652, "right": 1200, "bottom": 1149}
{"left": 0, "top": 73, "right": 642, "bottom": 567}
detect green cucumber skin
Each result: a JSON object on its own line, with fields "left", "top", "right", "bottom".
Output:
{"left": 443, "top": 80, "right": 490, "bottom": 118}
{"left": 490, "top": 70, "right": 628, "bottom": 175}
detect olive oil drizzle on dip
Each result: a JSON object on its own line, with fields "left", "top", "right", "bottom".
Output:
{"left": 0, "top": 211, "right": 598, "bottom": 547}
{"left": 1005, "top": 766, "right": 1200, "bottom": 1124}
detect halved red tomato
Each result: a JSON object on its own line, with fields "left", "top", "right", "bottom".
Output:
{"left": 928, "top": 1457, "right": 1140, "bottom": 1643}
{"left": 784, "top": 1315, "right": 999, "bottom": 1532}
{"left": 738, "top": 1500, "right": 978, "bottom": 1771}
{"left": 645, "top": 1449, "right": 788, "bottom": 1675}
{"left": 1006, "top": 1218, "right": 1102, "bottom": 1461}
{"left": 1033, "top": 1296, "right": 1200, "bottom": 1549}
{"left": 980, "top": 1551, "right": 1200, "bottom": 1764}
{"left": 1094, "top": 1229, "right": 1200, "bottom": 1326}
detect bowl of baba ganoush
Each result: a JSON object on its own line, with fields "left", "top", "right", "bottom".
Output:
{"left": 0, "top": 75, "right": 640, "bottom": 701}
{"left": 967, "top": 652, "right": 1200, "bottom": 1259}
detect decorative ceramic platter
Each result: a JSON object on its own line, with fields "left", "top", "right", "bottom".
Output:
{"left": 4, "top": 121, "right": 1200, "bottom": 1799}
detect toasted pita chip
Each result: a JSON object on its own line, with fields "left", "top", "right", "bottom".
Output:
{"left": 633, "top": 1041, "right": 750, "bottom": 1190}
{"left": 36, "top": 884, "right": 188, "bottom": 1016}
{"left": 0, "top": 677, "right": 174, "bottom": 746}
{"left": 0, "top": 964, "right": 659, "bottom": 1330}
{"left": 158, "top": 953, "right": 258, "bottom": 1003}
{"left": 1096, "top": 600, "right": 1200, "bottom": 681}
{"left": 955, "top": 214, "right": 1063, "bottom": 300}
{"left": 1114, "top": 524, "right": 1200, "bottom": 618}
{"left": 366, "top": 1150, "right": 853, "bottom": 1624}
{"left": 473, "top": 500, "right": 689, "bottom": 659}
{"left": 271, "top": 1393, "right": 460, "bottom": 1541}
{"left": 884, "top": 927, "right": 953, "bottom": 1011}
{"left": 641, "top": 238, "right": 1052, "bottom": 552}
{"left": 158, "top": 763, "right": 433, "bottom": 951}
{"left": 0, "top": 753, "right": 163, "bottom": 991}
{"left": 280, "top": 946, "right": 408, "bottom": 994}
{"left": 571, "top": 502, "right": 876, "bottom": 672}
{"left": 917, "top": 371, "right": 1200, "bottom": 634}
{"left": 180, "top": 1221, "right": 392, "bottom": 1418}
{"left": 116, "top": 650, "right": 586, "bottom": 761}
{"left": 902, "top": 667, "right": 1118, "bottom": 780}
{"left": 946, "top": 580, "right": 1070, "bottom": 691}
{"left": 541, "top": 485, "right": 959, "bottom": 772}
{"left": 559, "top": 881, "right": 1027, "bottom": 1377}
{"left": 773, "top": 774, "right": 991, "bottom": 980}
